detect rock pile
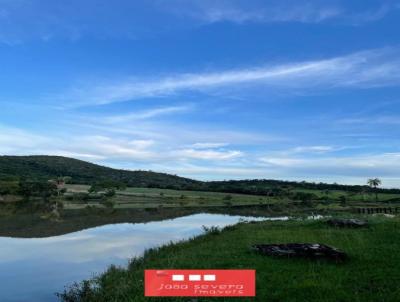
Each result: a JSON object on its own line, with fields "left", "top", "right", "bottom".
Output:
{"left": 252, "top": 243, "right": 347, "bottom": 262}
{"left": 327, "top": 218, "right": 368, "bottom": 228}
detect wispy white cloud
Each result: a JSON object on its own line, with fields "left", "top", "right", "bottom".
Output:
{"left": 66, "top": 118, "right": 271, "bottom": 148}
{"left": 191, "top": 142, "right": 228, "bottom": 149}
{"left": 260, "top": 152, "right": 400, "bottom": 177}
{"left": 347, "top": 3, "right": 398, "bottom": 25}
{"left": 292, "top": 146, "right": 334, "bottom": 153}
{"left": 0, "top": 125, "right": 244, "bottom": 163}
{"left": 291, "top": 145, "right": 347, "bottom": 154}
{"left": 176, "top": 148, "right": 243, "bottom": 160}
{"left": 160, "top": 0, "right": 398, "bottom": 25}
{"left": 172, "top": 1, "right": 342, "bottom": 24}
{"left": 0, "top": 0, "right": 147, "bottom": 44}
{"left": 154, "top": 163, "right": 267, "bottom": 179}
{"left": 339, "top": 115, "right": 400, "bottom": 125}
{"left": 0, "top": 1, "right": 397, "bottom": 45}
{"left": 0, "top": 125, "right": 51, "bottom": 152}
{"left": 103, "top": 105, "right": 191, "bottom": 124}
{"left": 61, "top": 47, "right": 400, "bottom": 106}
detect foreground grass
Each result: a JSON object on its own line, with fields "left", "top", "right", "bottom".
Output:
{"left": 58, "top": 216, "right": 400, "bottom": 302}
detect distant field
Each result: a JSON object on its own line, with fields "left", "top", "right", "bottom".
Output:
{"left": 63, "top": 184, "right": 400, "bottom": 211}
{"left": 295, "top": 188, "right": 400, "bottom": 201}
{"left": 64, "top": 184, "right": 275, "bottom": 209}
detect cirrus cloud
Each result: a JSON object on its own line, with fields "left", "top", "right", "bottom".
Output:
{"left": 59, "top": 47, "right": 400, "bottom": 106}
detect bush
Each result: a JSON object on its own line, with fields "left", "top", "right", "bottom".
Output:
{"left": 56, "top": 280, "right": 97, "bottom": 302}
{"left": 73, "top": 193, "right": 90, "bottom": 202}
{"left": 202, "top": 225, "right": 221, "bottom": 235}
{"left": 104, "top": 189, "right": 116, "bottom": 197}
{"left": 0, "top": 180, "right": 19, "bottom": 195}
{"left": 339, "top": 195, "right": 347, "bottom": 206}
{"left": 102, "top": 199, "right": 115, "bottom": 209}
{"left": 292, "top": 192, "right": 318, "bottom": 202}
{"left": 57, "top": 201, "right": 64, "bottom": 209}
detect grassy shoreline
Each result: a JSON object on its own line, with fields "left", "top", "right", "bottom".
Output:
{"left": 58, "top": 215, "right": 400, "bottom": 302}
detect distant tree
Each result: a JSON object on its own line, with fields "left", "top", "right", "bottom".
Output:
{"left": 19, "top": 180, "right": 57, "bottom": 202}
{"left": 367, "top": 178, "right": 382, "bottom": 202}
{"left": 293, "top": 192, "right": 317, "bottom": 202}
{"left": 102, "top": 199, "right": 116, "bottom": 209}
{"left": 223, "top": 194, "right": 233, "bottom": 200}
{"left": 89, "top": 181, "right": 120, "bottom": 209}
{"left": 360, "top": 187, "right": 368, "bottom": 201}
{"left": 18, "top": 180, "right": 58, "bottom": 212}
{"left": 104, "top": 188, "right": 116, "bottom": 197}
{"left": 223, "top": 200, "right": 232, "bottom": 207}
{"left": 89, "top": 181, "right": 123, "bottom": 194}
{"left": 339, "top": 195, "right": 347, "bottom": 206}
{"left": 48, "top": 177, "right": 71, "bottom": 215}
{"left": 292, "top": 192, "right": 317, "bottom": 207}
{"left": 62, "top": 176, "right": 72, "bottom": 184}
{"left": 0, "top": 180, "right": 19, "bottom": 195}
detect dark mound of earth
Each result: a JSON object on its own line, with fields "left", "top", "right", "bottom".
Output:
{"left": 327, "top": 218, "right": 368, "bottom": 228}
{"left": 252, "top": 243, "right": 347, "bottom": 262}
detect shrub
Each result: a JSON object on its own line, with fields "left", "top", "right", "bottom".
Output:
{"left": 223, "top": 194, "right": 233, "bottom": 200}
{"left": 339, "top": 195, "right": 347, "bottom": 206}
{"left": 102, "top": 199, "right": 115, "bottom": 209}
{"left": 104, "top": 189, "right": 116, "bottom": 197}
{"left": 73, "top": 192, "right": 90, "bottom": 202}
{"left": 202, "top": 225, "right": 221, "bottom": 235}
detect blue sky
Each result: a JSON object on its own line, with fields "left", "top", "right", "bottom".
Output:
{"left": 1, "top": 0, "right": 400, "bottom": 187}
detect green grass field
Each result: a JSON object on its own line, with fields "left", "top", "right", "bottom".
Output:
{"left": 63, "top": 184, "right": 280, "bottom": 210}
{"left": 58, "top": 216, "right": 400, "bottom": 302}
{"left": 63, "top": 184, "right": 400, "bottom": 210}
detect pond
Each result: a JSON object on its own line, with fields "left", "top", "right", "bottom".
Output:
{"left": 0, "top": 213, "right": 288, "bottom": 302}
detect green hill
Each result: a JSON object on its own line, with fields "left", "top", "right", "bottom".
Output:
{"left": 1, "top": 155, "right": 399, "bottom": 195}
{"left": 0, "top": 155, "right": 200, "bottom": 189}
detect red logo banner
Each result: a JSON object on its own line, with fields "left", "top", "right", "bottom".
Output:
{"left": 145, "top": 269, "right": 255, "bottom": 297}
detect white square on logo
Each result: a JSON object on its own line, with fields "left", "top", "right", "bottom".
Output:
{"left": 203, "top": 274, "right": 216, "bottom": 281}
{"left": 172, "top": 275, "right": 184, "bottom": 281}
{"left": 189, "top": 275, "right": 201, "bottom": 281}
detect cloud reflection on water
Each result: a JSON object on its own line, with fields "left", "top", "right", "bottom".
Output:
{"left": 0, "top": 213, "right": 272, "bottom": 302}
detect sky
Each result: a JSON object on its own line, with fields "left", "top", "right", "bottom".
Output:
{"left": 1, "top": 0, "right": 400, "bottom": 187}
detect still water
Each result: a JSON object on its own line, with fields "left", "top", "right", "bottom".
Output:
{"left": 0, "top": 213, "right": 287, "bottom": 302}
